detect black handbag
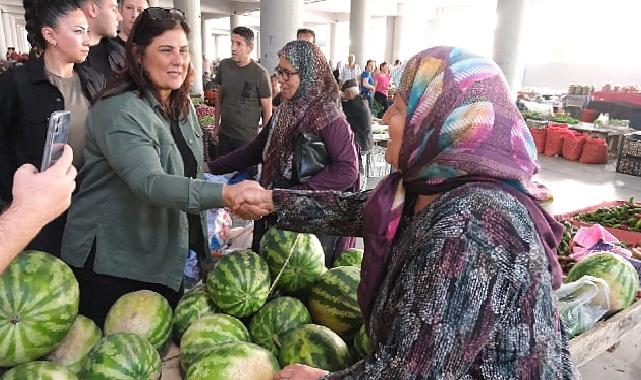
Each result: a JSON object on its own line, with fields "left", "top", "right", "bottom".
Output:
{"left": 293, "top": 131, "right": 329, "bottom": 183}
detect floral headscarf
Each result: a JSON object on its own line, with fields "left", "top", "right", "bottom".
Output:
{"left": 359, "top": 46, "right": 563, "bottom": 323}
{"left": 260, "top": 40, "right": 343, "bottom": 188}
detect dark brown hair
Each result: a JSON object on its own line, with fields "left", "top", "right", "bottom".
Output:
{"left": 99, "top": 8, "right": 192, "bottom": 121}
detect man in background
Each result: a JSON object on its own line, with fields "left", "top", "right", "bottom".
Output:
{"left": 214, "top": 26, "right": 272, "bottom": 158}
{"left": 341, "top": 79, "right": 372, "bottom": 190}
{"left": 297, "top": 28, "right": 315, "bottom": 44}
{"left": 339, "top": 54, "right": 361, "bottom": 87}
{"left": 115, "top": 0, "right": 148, "bottom": 46}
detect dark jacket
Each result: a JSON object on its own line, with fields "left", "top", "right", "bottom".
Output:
{"left": 342, "top": 97, "right": 373, "bottom": 152}
{"left": 81, "top": 37, "right": 125, "bottom": 89}
{"left": 0, "top": 56, "right": 101, "bottom": 202}
{"left": 0, "top": 56, "right": 102, "bottom": 256}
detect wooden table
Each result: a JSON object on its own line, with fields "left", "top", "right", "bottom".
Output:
{"left": 569, "top": 298, "right": 641, "bottom": 367}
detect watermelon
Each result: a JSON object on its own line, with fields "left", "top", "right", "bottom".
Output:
{"left": 46, "top": 314, "right": 102, "bottom": 373}
{"left": 308, "top": 266, "right": 362, "bottom": 338}
{"left": 0, "top": 361, "right": 78, "bottom": 380}
{"left": 80, "top": 333, "right": 161, "bottom": 380}
{"left": 353, "top": 324, "right": 373, "bottom": 359}
{"left": 173, "top": 284, "right": 219, "bottom": 341}
{"left": 180, "top": 313, "right": 250, "bottom": 370}
{"left": 333, "top": 248, "right": 363, "bottom": 268}
{"left": 259, "top": 228, "right": 326, "bottom": 293}
{"left": 206, "top": 250, "right": 271, "bottom": 318}
{"left": 103, "top": 290, "right": 173, "bottom": 353}
{"left": 249, "top": 296, "right": 312, "bottom": 354}
{"left": 278, "top": 324, "right": 351, "bottom": 371}
{"left": 0, "top": 251, "right": 79, "bottom": 367}
{"left": 185, "top": 341, "right": 279, "bottom": 380}
{"left": 566, "top": 251, "right": 639, "bottom": 313}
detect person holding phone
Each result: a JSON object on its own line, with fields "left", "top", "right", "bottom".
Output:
{"left": 0, "top": 0, "right": 95, "bottom": 257}
{"left": 0, "top": 146, "right": 77, "bottom": 274}
{"left": 60, "top": 7, "right": 262, "bottom": 327}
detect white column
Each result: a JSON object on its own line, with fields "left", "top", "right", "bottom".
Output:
{"left": 9, "top": 16, "right": 17, "bottom": 51}
{"left": 493, "top": 0, "right": 529, "bottom": 97}
{"left": 384, "top": 16, "right": 394, "bottom": 64}
{"left": 391, "top": 2, "right": 405, "bottom": 63}
{"left": 148, "top": 0, "right": 159, "bottom": 6}
{"left": 1, "top": 11, "right": 13, "bottom": 49}
{"left": 173, "top": 0, "right": 203, "bottom": 96}
{"left": 14, "top": 21, "right": 24, "bottom": 53}
{"left": 229, "top": 14, "right": 240, "bottom": 31}
{"left": 329, "top": 22, "right": 338, "bottom": 65}
{"left": 349, "top": 0, "right": 370, "bottom": 67}
{"left": 202, "top": 18, "right": 212, "bottom": 59}
{"left": 0, "top": 11, "right": 7, "bottom": 57}
{"left": 259, "top": 0, "right": 303, "bottom": 73}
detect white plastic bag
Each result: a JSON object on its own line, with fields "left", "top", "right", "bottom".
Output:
{"left": 556, "top": 275, "right": 610, "bottom": 338}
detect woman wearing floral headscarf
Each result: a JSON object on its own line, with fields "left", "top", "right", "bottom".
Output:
{"left": 239, "top": 46, "right": 579, "bottom": 379}
{"left": 208, "top": 40, "right": 359, "bottom": 263}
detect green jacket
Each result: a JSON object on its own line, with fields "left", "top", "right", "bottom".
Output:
{"left": 61, "top": 91, "right": 223, "bottom": 290}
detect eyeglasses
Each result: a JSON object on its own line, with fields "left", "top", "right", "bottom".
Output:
{"left": 143, "top": 7, "right": 186, "bottom": 21}
{"left": 275, "top": 66, "right": 299, "bottom": 81}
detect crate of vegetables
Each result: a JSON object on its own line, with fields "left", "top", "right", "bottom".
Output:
{"left": 556, "top": 199, "right": 641, "bottom": 248}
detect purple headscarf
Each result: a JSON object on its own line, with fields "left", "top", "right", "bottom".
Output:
{"left": 359, "top": 47, "right": 564, "bottom": 323}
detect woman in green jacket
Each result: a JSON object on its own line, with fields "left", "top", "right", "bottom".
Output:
{"left": 61, "top": 7, "right": 255, "bottom": 326}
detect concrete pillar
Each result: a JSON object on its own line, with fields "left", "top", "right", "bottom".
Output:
{"left": 384, "top": 16, "right": 395, "bottom": 64}
{"left": 173, "top": 0, "right": 203, "bottom": 96}
{"left": 259, "top": 0, "right": 303, "bottom": 73}
{"left": 202, "top": 18, "right": 212, "bottom": 58}
{"left": 329, "top": 22, "right": 337, "bottom": 65}
{"left": 493, "top": 0, "right": 529, "bottom": 97}
{"left": 391, "top": 2, "right": 405, "bottom": 64}
{"left": 9, "top": 16, "right": 17, "bottom": 51}
{"left": 349, "top": 0, "right": 370, "bottom": 67}
{"left": 14, "top": 21, "right": 24, "bottom": 53}
{"left": 0, "top": 11, "right": 7, "bottom": 57}
{"left": 229, "top": 14, "right": 240, "bottom": 31}
{"left": 1, "top": 11, "right": 12, "bottom": 49}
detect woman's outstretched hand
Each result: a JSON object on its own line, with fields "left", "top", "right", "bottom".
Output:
{"left": 222, "top": 180, "right": 274, "bottom": 220}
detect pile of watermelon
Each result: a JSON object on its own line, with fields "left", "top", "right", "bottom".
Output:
{"left": 0, "top": 228, "right": 372, "bottom": 379}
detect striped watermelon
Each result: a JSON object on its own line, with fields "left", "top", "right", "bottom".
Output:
{"left": 333, "top": 248, "right": 364, "bottom": 268}
{"left": 173, "top": 284, "right": 219, "bottom": 341}
{"left": 206, "top": 250, "right": 271, "bottom": 318}
{"left": 566, "top": 251, "right": 640, "bottom": 313}
{"left": 185, "top": 341, "right": 279, "bottom": 380}
{"left": 278, "top": 324, "right": 351, "bottom": 371}
{"left": 180, "top": 313, "right": 250, "bottom": 370}
{"left": 46, "top": 314, "right": 102, "bottom": 373}
{"left": 0, "top": 361, "right": 78, "bottom": 380}
{"left": 249, "top": 296, "right": 312, "bottom": 354}
{"left": 259, "top": 228, "right": 326, "bottom": 293}
{"left": 0, "top": 251, "right": 79, "bottom": 367}
{"left": 308, "top": 266, "right": 362, "bottom": 339}
{"left": 353, "top": 324, "right": 373, "bottom": 359}
{"left": 104, "top": 290, "right": 173, "bottom": 353}
{"left": 80, "top": 333, "right": 161, "bottom": 380}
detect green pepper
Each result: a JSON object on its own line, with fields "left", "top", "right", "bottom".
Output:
{"left": 635, "top": 219, "right": 641, "bottom": 230}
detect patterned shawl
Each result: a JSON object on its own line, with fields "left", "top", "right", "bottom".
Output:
{"left": 260, "top": 40, "right": 343, "bottom": 188}
{"left": 359, "top": 46, "right": 564, "bottom": 322}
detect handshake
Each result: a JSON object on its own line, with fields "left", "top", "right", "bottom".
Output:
{"left": 222, "top": 180, "right": 274, "bottom": 220}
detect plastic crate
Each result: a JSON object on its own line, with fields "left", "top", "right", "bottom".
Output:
{"left": 525, "top": 119, "right": 548, "bottom": 130}
{"left": 616, "top": 133, "right": 641, "bottom": 176}
{"left": 366, "top": 145, "right": 391, "bottom": 177}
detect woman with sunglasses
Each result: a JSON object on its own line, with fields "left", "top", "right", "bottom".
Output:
{"left": 60, "top": 7, "right": 255, "bottom": 326}
{"left": 208, "top": 40, "right": 359, "bottom": 266}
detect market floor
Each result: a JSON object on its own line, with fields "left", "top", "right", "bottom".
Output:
{"left": 363, "top": 156, "right": 641, "bottom": 379}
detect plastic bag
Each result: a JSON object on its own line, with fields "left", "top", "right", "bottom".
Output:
{"left": 544, "top": 124, "right": 569, "bottom": 157}
{"left": 529, "top": 128, "right": 547, "bottom": 153}
{"left": 580, "top": 136, "right": 608, "bottom": 164}
{"left": 561, "top": 131, "right": 586, "bottom": 161}
{"left": 556, "top": 275, "right": 610, "bottom": 338}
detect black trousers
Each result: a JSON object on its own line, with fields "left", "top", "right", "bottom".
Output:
{"left": 72, "top": 244, "right": 182, "bottom": 329}
{"left": 216, "top": 133, "right": 251, "bottom": 158}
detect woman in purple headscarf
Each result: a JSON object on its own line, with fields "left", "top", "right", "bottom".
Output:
{"left": 240, "top": 46, "right": 579, "bottom": 379}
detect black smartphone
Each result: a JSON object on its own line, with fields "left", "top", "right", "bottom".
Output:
{"left": 41, "top": 110, "right": 71, "bottom": 171}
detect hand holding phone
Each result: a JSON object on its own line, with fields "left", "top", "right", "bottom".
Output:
{"left": 41, "top": 110, "right": 71, "bottom": 171}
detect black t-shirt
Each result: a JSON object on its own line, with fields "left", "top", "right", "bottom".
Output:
{"left": 169, "top": 119, "right": 203, "bottom": 256}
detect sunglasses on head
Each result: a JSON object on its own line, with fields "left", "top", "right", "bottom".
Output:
{"left": 143, "top": 7, "right": 186, "bottom": 21}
